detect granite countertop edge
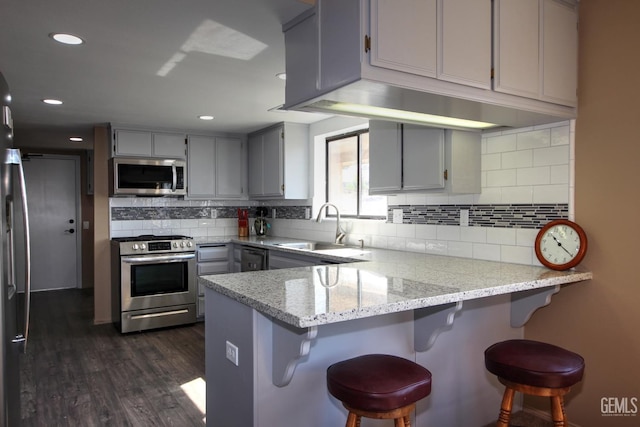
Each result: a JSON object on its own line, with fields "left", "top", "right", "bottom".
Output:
{"left": 196, "top": 236, "right": 593, "bottom": 329}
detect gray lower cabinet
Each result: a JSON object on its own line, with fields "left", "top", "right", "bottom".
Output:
{"left": 196, "top": 244, "right": 231, "bottom": 318}
{"left": 268, "top": 250, "right": 340, "bottom": 270}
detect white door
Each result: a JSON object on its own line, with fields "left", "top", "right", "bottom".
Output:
{"left": 23, "top": 155, "right": 80, "bottom": 291}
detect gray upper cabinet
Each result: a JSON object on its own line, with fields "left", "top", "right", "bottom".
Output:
{"left": 248, "top": 122, "right": 309, "bottom": 200}
{"left": 369, "top": 0, "right": 437, "bottom": 78}
{"left": 369, "top": 120, "right": 480, "bottom": 195}
{"left": 283, "top": 0, "right": 577, "bottom": 128}
{"left": 112, "top": 129, "right": 186, "bottom": 158}
{"left": 494, "top": 0, "right": 578, "bottom": 106}
{"left": 187, "top": 135, "right": 245, "bottom": 199}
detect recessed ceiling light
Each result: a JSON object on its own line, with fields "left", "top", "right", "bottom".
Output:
{"left": 276, "top": 73, "right": 287, "bottom": 81}
{"left": 50, "top": 33, "right": 84, "bottom": 45}
{"left": 69, "top": 137, "right": 83, "bottom": 142}
{"left": 198, "top": 115, "right": 214, "bottom": 120}
{"left": 42, "top": 99, "right": 63, "bottom": 105}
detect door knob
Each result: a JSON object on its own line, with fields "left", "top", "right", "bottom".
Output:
{"left": 66, "top": 229, "right": 75, "bottom": 234}
{"left": 69, "top": 219, "right": 75, "bottom": 224}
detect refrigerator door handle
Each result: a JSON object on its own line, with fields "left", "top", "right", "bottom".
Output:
{"left": 6, "top": 148, "right": 31, "bottom": 353}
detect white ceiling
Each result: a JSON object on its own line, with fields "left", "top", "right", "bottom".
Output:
{"left": 0, "top": 0, "right": 323, "bottom": 149}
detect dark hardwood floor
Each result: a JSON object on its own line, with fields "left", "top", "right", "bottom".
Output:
{"left": 20, "top": 289, "right": 206, "bottom": 426}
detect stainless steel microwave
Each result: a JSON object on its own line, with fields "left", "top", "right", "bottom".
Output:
{"left": 109, "top": 157, "right": 187, "bottom": 196}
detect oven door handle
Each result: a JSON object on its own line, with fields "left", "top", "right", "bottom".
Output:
{"left": 121, "top": 253, "right": 195, "bottom": 264}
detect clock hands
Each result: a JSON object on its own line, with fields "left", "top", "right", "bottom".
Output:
{"left": 550, "top": 233, "right": 573, "bottom": 256}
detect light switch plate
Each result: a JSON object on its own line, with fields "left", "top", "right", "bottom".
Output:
{"left": 226, "top": 341, "right": 239, "bottom": 366}
{"left": 460, "top": 209, "right": 469, "bottom": 227}
{"left": 392, "top": 209, "right": 403, "bottom": 224}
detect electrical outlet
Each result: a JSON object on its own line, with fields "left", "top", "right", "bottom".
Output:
{"left": 272, "top": 208, "right": 277, "bottom": 219}
{"left": 392, "top": 209, "right": 403, "bottom": 224}
{"left": 460, "top": 209, "right": 469, "bottom": 227}
{"left": 211, "top": 208, "right": 217, "bottom": 219}
{"left": 226, "top": 341, "right": 239, "bottom": 366}
{"left": 305, "top": 207, "right": 310, "bottom": 220}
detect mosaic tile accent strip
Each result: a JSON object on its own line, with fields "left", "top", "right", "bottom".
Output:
{"left": 388, "top": 204, "right": 569, "bottom": 229}
{"left": 111, "top": 205, "right": 311, "bottom": 221}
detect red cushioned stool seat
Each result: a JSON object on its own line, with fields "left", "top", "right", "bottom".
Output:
{"left": 327, "top": 354, "right": 432, "bottom": 427}
{"left": 484, "top": 339, "right": 585, "bottom": 427}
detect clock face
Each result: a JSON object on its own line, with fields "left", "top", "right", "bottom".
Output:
{"left": 535, "top": 220, "right": 588, "bottom": 270}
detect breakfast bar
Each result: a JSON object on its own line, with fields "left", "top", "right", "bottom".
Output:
{"left": 200, "top": 248, "right": 591, "bottom": 427}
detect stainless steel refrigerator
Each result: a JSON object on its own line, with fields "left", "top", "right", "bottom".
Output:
{"left": 0, "top": 71, "right": 31, "bottom": 426}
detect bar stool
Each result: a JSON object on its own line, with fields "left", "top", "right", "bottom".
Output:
{"left": 327, "top": 354, "right": 432, "bottom": 427}
{"left": 484, "top": 339, "right": 585, "bottom": 427}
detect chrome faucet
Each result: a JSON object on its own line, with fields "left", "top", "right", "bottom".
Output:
{"left": 315, "top": 203, "right": 346, "bottom": 245}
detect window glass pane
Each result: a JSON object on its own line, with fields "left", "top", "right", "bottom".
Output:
{"left": 327, "top": 136, "right": 358, "bottom": 215}
{"left": 359, "top": 132, "right": 387, "bottom": 216}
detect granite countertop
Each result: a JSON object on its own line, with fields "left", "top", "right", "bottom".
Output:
{"left": 198, "top": 237, "right": 592, "bottom": 328}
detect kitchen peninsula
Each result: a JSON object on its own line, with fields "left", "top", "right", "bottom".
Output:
{"left": 200, "top": 241, "right": 591, "bottom": 427}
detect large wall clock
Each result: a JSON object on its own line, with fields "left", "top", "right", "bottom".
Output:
{"left": 535, "top": 219, "right": 588, "bottom": 271}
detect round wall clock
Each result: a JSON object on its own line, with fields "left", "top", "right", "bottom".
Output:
{"left": 535, "top": 219, "right": 588, "bottom": 271}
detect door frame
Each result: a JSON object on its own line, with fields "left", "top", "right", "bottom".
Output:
{"left": 27, "top": 153, "right": 83, "bottom": 290}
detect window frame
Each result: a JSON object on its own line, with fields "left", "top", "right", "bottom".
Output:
{"left": 324, "top": 129, "right": 386, "bottom": 220}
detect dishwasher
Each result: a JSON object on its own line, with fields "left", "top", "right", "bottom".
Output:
{"left": 241, "top": 247, "right": 268, "bottom": 271}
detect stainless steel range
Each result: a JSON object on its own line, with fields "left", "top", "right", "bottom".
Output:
{"left": 111, "top": 235, "right": 196, "bottom": 333}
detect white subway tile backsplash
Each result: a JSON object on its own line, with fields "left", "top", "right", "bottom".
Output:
{"left": 121, "top": 220, "right": 143, "bottom": 230}
{"left": 502, "top": 150, "right": 533, "bottom": 169}
{"left": 448, "top": 241, "right": 473, "bottom": 258}
{"left": 517, "top": 129, "right": 550, "bottom": 150}
{"left": 415, "top": 224, "right": 437, "bottom": 240}
{"left": 371, "top": 235, "right": 389, "bottom": 249}
{"left": 500, "top": 186, "right": 533, "bottom": 204}
{"left": 482, "top": 153, "right": 502, "bottom": 171}
{"left": 437, "top": 225, "right": 460, "bottom": 241}
{"left": 550, "top": 165, "right": 569, "bottom": 184}
{"left": 516, "top": 228, "right": 538, "bottom": 247}
{"left": 551, "top": 125, "right": 570, "bottom": 146}
{"left": 379, "top": 223, "right": 398, "bottom": 237}
{"left": 405, "top": 239, "right": 426, "bottom": 253}
{"left": 533, "top": 185, "right": 569, "bottom": 204}
{"left": 533, "top": 145, "right": 569, "bottom": 167}
{"left": 474, "top": 188, "right": 502, "bottom": 204}
{"left": 425, "top": 240, "right": 448, "bottom": 255}
{"left": 180, "top": 219, "right": 199, "bottom": 229}
{"left": 460, "top": 226, "right": 487, "bottom": 243}
{"left": 472, "top": 243, "right": 501, "bottom": 261}
{"left": 517, "top": 167, "right": 551, "bottom": 186}
{"left": 486, "top": 169, "right": 517, "bottom": 187}
{"left": 397, "top": 224, "right": 416, "bottom": 238}
{"left": 486, "top": 134, "right": 517, "bottom": 153}
{"left": 501, "top": 246, "right": 533, "bottom": 265}
{"left": 387, "top": 237, "right": 407, "bottom": 251}
{"left": 486, "top": 228, "right": 516, "bottom": 245}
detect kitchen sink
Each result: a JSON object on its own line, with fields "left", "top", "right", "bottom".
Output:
{"left": 273, "top": 242, "right": 346, "bottom": 251}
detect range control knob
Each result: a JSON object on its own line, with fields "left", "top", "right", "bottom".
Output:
{"left": 173, "top": 242, "right": 179, "bottom": 248}
{"left": 180, "top": 241, "right": 186, "bottom": 248}
{"left": 186, "top": 241, "right": 193, "bottom": 248}
{"left": 132, "top": 244, "right": 139, "bottom": 251}
{"left": 140, "top": 244, "right": 146, "bottom": 250}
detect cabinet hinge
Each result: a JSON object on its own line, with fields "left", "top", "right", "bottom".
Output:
{"left": 364, "top": 35, "right": 371, "bottom": 53}
{"left": 443, "top": 169, "right": 448, "bottom": 181}
{"left": 281, "top": 184, "right": 285, "bottom": 191}
{"left": 281, "top": 131, "right": 285, "bottom": 139}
